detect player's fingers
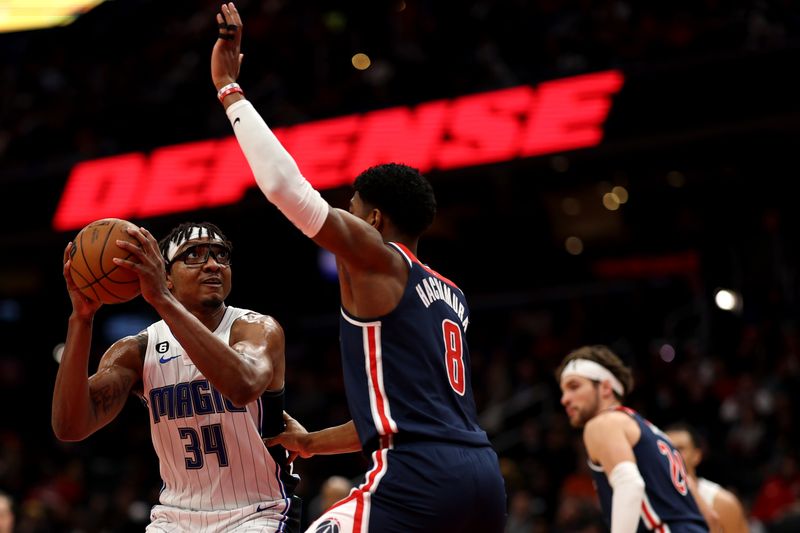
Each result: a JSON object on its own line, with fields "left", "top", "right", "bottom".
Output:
{"left": 229, "top": 3, "right": 243, "bottom": 27}
{"left": 263, "top": 436, "right": 281, "bottom": 448}
{"left": 221, "top": 3, "right": 234, "bottom": 25}
{"left": 115, "top": 239, "right": 141, "bottom": 256}
{"left": 112, "top": 257, "right": 140, "bottom": 271}
{"left": 63, "top": 242, "right": 73, "bottom": 263}
{"left": 136, "top": 227, "right": 161, "bottom": 253}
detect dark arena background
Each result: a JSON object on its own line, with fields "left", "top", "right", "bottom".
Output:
{"left": 2, "top": 1, "right": 800, "bottom": 531}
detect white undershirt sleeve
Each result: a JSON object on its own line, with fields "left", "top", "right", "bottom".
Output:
{"left": 226, "top": 99, "right": 329, "bottom": 238}
{"left": 608, "top": 461, "right": 646, "bottom": 533}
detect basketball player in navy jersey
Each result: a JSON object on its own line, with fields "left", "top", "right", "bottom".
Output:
{"left": 53, "top": 221, "right": 301, "bottom": 532}
{"left": 557, "top": 345, "right": 709, "bottom": 532}
{"left": 211, "top": 4, "right": 507, "bottom": 532}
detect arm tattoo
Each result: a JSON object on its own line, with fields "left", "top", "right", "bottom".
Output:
{"left": 90, "top": 374, "right": 134, "bottom": 416}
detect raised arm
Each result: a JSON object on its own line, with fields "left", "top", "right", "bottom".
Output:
{"left": 210, "top": 2, "right": 397, "bottom": 272}
{"left": 52, "top": 243, "right": 143, "bottom": 441}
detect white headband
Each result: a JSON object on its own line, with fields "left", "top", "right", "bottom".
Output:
{"left": 561, "top": 358, "right": 625, "bottom": 396}
{"left": 166, "top": 227, "right": 210, "bottom": 262}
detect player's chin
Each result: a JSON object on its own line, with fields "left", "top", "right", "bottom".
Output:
{"left": 201, "top": 294, "right": 225, "bottom": 308}
{"left": 567, "top": 412, "right": 584, "bottom": 428}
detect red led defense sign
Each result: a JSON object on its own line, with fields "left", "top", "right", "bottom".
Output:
{"left": 53, "top": 70, "right": 624, "bottom": 231}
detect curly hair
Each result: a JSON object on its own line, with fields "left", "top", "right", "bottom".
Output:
{"left": 555, "top": 344, "right": 634, "bottom": 399}
{"left": 353, "top": 163, "right": 437, "bottom": 237}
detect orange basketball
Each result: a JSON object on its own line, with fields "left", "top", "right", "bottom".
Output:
{"left": 69, "top": 218, "right": 141, "bottom": 304}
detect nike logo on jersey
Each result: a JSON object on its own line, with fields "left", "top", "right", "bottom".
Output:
{"left": 158, "top": 354, "right": 181, "bottom": 364}
{"left": 256, "top": 502, "right": 278, "bottom": 512}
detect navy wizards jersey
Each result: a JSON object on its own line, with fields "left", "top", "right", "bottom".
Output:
{"left": 589, "top": 407, "right": 708, "bottom": 532}
{"left": 339, "top": 242, "right": 491, "bottom": 452}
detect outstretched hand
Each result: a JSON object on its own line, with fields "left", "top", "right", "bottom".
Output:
{"left": 212, "top": 2, "right": 244, "bottom": 90}
{"left": 263, "top": 411, "right": 313, "bottom": 464}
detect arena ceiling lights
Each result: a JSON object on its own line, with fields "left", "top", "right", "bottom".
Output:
{"left": 0, "top": 0, "right": 106, "bottom": 33}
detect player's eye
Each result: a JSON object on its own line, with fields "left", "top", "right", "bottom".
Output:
{"left": 186, "top": 246, "right": 203, "bottom": 259}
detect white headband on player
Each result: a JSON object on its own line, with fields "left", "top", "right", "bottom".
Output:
{"left": 561, "top": 358, "right": 625, "bottom": 396}
{"left": 166, "top": 227, "right": 213, "bottom": 262}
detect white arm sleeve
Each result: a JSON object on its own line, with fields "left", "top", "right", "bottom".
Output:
{"left": 226, "top": 99, "right": 329, "bottom": 238}
{"left": 608, "top": 461, "right": 646, "bottom": 533}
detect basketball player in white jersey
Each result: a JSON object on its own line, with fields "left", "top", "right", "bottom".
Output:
{"left": 53, "top": 221, "right": 300, "bottom": 532}
{"left": 667, "top": 424, "right": 750, "bottom": 533}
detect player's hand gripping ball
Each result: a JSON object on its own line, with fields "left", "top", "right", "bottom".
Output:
{"left": 68, "top": 218, "right": 141, "bottom": 304}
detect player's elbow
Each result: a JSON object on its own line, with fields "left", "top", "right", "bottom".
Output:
{"left": 227, "top": 373, "right": 272, "bottom": 407}
{"left": 226, "top": 388, "right": 260, "bottom": 408}
{"left": 51, "top": 418, "right": 90, "bottom": 442}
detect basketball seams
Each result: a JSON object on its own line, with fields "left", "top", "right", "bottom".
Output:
{"left": 99, "top": 220, "right": 135, "bottom": 279}
{"left": 70, "top": 218, "right": 141, "bottom": 304}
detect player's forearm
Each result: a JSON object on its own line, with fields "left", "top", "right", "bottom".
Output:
{"left": 609, "top": 461, "right": 646, "bottom": 533}
{"left": 306, "top": 421, "right": 362, "bottom": 455}
{"left": 224, "top": 99, "right": 329, "bottom": 238}
{"left": 152, "top": 297, "right": 268, "bottom": 406}
{"left": 52, "top": 315, "right": 97, "bottom": 440}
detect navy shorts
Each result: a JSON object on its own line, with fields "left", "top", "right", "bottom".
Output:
{"left": 306, "top": 442, "right": 507, "bottom": 533}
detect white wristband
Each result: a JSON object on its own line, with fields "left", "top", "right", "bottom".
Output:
{"left": 226, "top": 100, "right": 329, "bottom": 238}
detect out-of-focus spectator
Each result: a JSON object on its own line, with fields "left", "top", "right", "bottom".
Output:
{"left": 307, "top": 475, "right": 353, "bottom": 524}
{"left": 751, "top": 452, "right": 800, "bottom": 528}
{"left": 0, "top": 491, "right": 14, "bottom": 533}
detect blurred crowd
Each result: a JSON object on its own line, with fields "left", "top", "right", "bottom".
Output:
{"left": 3, "top": 286, "right": 800, "bottom": 531}
{"left": 3, "top": 1, "right": 800, "bottom": 532}
{"left": 1, "top": 0, "right": 797, "bottom": 178}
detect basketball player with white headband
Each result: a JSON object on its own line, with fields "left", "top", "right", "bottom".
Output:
{"left": 557, "top": 345, "right": 710, "bottom": 532}
{"left": 54, "top": 221, "right": 301, "bottom": 532}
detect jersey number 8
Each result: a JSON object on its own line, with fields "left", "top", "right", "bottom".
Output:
{"left": 442, "top": 320, "right": 466, "bottom": 396}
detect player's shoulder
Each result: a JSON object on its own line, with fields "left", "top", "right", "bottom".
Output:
{"left": 100, "top": 330, "right": 148, "bottom": 370}
{"left": 584, "top": 410, "right": 632, "bottom": 438}
{"left": 585, "top": 409, "right": 639, "bottom": 443}
{"left": 232, "top": 310, "right": 284, "bottom": 333}
{"left": 111, "top": 330, "right": 148, "bottom": 352}
{"left": 592, "top": 408, "right": 633, "bottom": 426}
{"left": 714, "top": 485, "right": 746, "bottom": 511}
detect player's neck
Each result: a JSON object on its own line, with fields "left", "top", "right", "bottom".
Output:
{"left": 600, "top": 401, "right": 622, "bottom": 413}
{"left": 191, "top": 303, "right": 227, "bottom": 331}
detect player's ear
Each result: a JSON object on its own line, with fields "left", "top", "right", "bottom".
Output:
{"left": 600, "top": 379, "right": 616, "bottom": 398}
{"left": 369, "top": 209, "right": 383, "bottom": 231}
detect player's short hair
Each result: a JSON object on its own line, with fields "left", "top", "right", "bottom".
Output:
{"left": 354, "top": 163, "right": 437, "bottom": 237}
{"left": 665, "top": 421, "right": 703, "bottom": 448}
{"left": 158, "top": 222, "right": 232, "bottom": 271}
{"left": 555, "top": 344, "right": 634, "bottom": 399}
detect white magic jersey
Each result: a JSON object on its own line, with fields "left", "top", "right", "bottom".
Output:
{"left": 142, "top": 306, "right": 296, "bottom": 514}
